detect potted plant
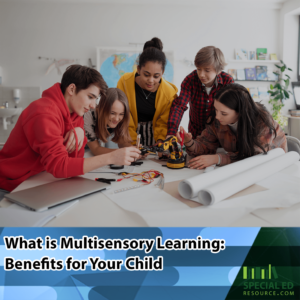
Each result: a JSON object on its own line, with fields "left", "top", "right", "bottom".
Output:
{"left": 268, "top": 61, "right": 293, "bottom": 130}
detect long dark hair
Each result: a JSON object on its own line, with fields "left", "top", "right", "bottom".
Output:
{"left": 96, "top": 88, "right": 131, "bottom": 144}
{"left": 208, "top": 83, "right": 276, "bottom": 160}
{"left": 138, "top": 37, "right": 167, "bottom": 71}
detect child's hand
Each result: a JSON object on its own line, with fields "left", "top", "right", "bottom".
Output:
{"left": 109, "top": 147, "right": 140, "bottom": 166}
{"left": 132, "top": 144, "right": 149, "bottom": 160}
{"left": 64, "top": 127, "right": 85, "bottom": 153}
{"left": 176, "top": 126, "right": 192, "bottom": 144}
{"left": 188, "top": 154, "right": 219, "bottom": 170}
{"left": 139, "top": 152, "right": 150, "bottom": 160}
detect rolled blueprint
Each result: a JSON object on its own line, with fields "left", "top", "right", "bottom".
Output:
{"left": 178, "top": 148, "right": 285, "bottom": 201}
{"left": 198, "top": 151, "right": 300, "bottom": 205}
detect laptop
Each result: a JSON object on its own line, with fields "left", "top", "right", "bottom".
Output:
{"left": 5, "top": 177, "right": 111, "bottom": 212}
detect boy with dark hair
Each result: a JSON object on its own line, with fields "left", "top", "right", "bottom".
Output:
{"left": 0, "top": 65, "right": 140, "bottom": 195}
{"left": 167, "top": 46, "right": 234, "bottom": 139}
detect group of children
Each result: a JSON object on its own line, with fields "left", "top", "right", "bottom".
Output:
{"left": 0, "top": 37, "right": 287, "bottom": 199}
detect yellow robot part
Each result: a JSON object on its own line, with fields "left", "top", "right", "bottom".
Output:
{"left": 167, "top": 161, "right": 185, "bottom": 169}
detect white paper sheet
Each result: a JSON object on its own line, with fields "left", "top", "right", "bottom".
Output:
{"left": 100, "top": 157, "right": 203, "bottom": 214}
{"left": 138, "top": 173, "right": 300, "bottom": 226}
{"left": 252, "top": 204, "right": 300, "bottom": 226}
{"left": 198, "top": 152, "right": 299, "bottom": 205}
{"left": 257, "top": 172, "right": 300, "bottom": 189}
{"left": 89, "top": 151, "right": 300, "bottom": 226}
{"left": 214, "top": 180, "right": 300, "bottom": 210}
{"left": 138, "top": 205, "right": 250, "bottom": 227}
{"left": 0, "top": 200, "right": 78, "bottom": 227}
{"left": 101, "top": 179, "right": 253, "bottom": 226}
{"left": 102, "top": 182, "right": 188, "bottom": 213}
{"left": 178, "top": 148, "right": 285, "bottom": 200}
{"left": 177, "top": 148, "right": 294, "bottom": 205}
{"left": 250, "top": 169, "right": 300, "bottom": 225}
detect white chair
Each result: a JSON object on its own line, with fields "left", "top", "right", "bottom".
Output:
{"left": 286, "top": 136, "right": 300, "bottom": 158}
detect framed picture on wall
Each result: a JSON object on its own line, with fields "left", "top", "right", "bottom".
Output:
{"left": 96, "top": 46, "right": 174, "bottom": 88}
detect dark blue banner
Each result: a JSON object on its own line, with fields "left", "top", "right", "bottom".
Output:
{"left": 0, "top": 227, "right": 299, "bottom": 300}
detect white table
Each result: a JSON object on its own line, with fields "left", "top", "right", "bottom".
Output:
{"left": 1, "top": 156, "right": 299, "bottom": 227}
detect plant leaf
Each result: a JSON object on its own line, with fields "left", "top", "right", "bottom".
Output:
{"left": 285, "top": 78, "right": 290, "bottom": 88}
{"left": 270, "top": 90, "right": 280, "bottom": 96}
{"left": 274, "top": 83, "right": 282, "bottom": 89}
{"left": 274, "top": 94, "right": 282, "bottom": 100}
{"left": 273, "top": 72, "right": 280, "bottom": 75}
{"left": 281, "top": 66, "right": 286, "bottom": 72}
{"left": 270, "top": 84, "right": 274, "bottom": 90}
{"left": 284, "top": 90, "right": 289, "bottom": 98}
{"left": 285, "top": 74, "right": 290, "bottom": 78}
{"left": 287, "top": 68, "right": 292, "bottom": 71}
{"left": 280, "top": 60, "right": 284, "bottom": 64}
{"left": 275, "top": 64, "right": 281, "bottom": 68}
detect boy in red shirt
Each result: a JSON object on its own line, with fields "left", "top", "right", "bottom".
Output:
{"left": 0, "top": 65, "right": 140, "bottom": 197}
{"left": 167, "top": 46, "right": 234, "bottom": 139}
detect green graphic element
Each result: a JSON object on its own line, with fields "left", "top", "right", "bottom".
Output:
{"left": 243, "top": 265, "right": 279, "bottom": 280}
{"left": 272, "top": 266, "right": 278, "bottom": 279}
{"left": 256, "top": 267, "right": 260, "bottom": 279}
{"left": 226, "top": 228, "right": 300, "bottom": 299}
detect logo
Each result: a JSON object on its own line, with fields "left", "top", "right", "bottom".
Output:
{"left": 243, "top": 264, "right": 278, "bottom": 280}
{"left": 242, "top": 264, "right": 294, "bottom": 297}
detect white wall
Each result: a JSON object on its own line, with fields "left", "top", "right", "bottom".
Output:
{"left": 279, "top": 0, "right": 300, "bottom": 114}
{"left": 0, "top": 86, "right": 40, "bottom": 143}
{"left": 282, "top": 14, "right": 298, "bottom": 112}
{"left": 0, "top": 1, "right": 285, "bottom": 131}
{"left": 279, "top": 0, "right": 300, "bottom": 59}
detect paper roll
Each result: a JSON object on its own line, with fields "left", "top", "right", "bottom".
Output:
{"left": 198, "top": 151, "right": 300, "bottom": 205}
{"left": 178, "top": 148, "right": 285, "bottom": 201}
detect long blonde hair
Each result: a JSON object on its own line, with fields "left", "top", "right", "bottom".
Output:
{"left": 95, "top": 88, "right": 131, "bottom": 144}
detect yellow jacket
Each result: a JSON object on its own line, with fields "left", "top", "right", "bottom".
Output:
{"left": 117, "top": 71, "right": 178, "bottom": 145}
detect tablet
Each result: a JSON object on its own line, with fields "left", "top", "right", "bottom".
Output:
{"left": 5, "top": 177, "right": 110, "bottom": 212}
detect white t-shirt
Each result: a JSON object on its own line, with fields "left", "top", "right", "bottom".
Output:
{"left": 83, "top": 109, "right": 114, "bottom": 146}
{"left": 205, "top": 86, "right": 213, "bottom": 95}
{"left": 202, "top": 78, "right": 218, "bottom": 95}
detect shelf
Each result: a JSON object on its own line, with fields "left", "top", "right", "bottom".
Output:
{"left": 228, "top": 60, "right": 280, "bottom": 63}
{"left": 235, "top": 80, "right": 275, "bottom": 82}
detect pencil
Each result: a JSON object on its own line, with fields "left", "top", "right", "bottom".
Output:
{"left": 135, "top": 134, "right": 141, "bottom": 161}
